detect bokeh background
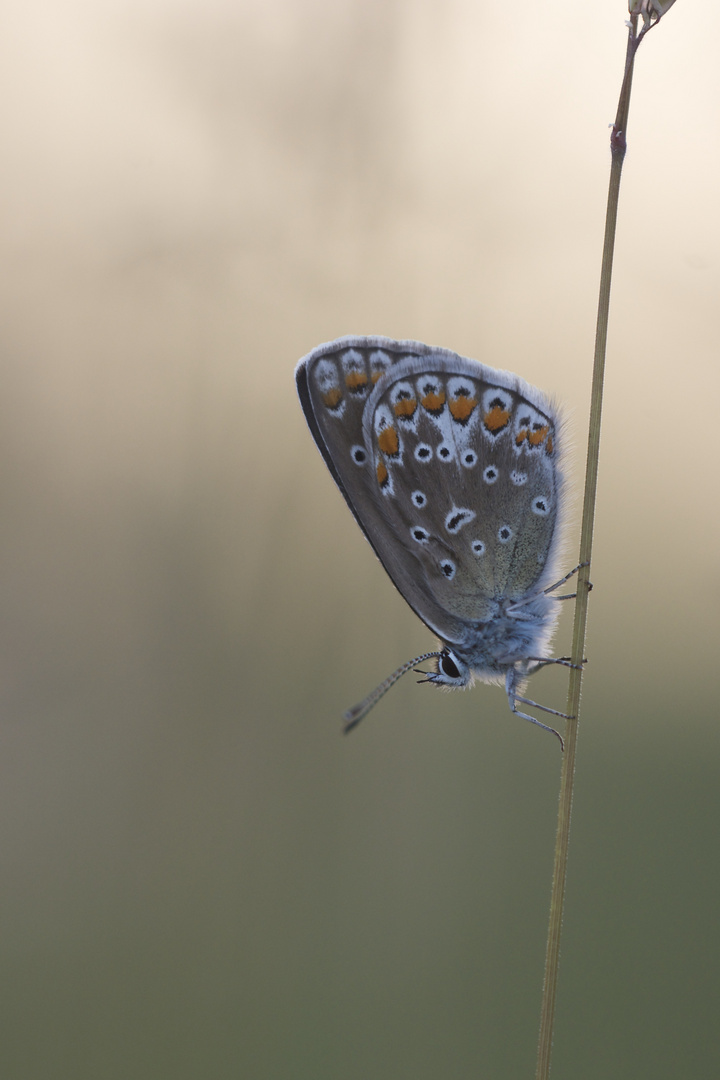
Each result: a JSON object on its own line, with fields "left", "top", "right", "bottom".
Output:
{"left": 1, "top": 2, "right": 718, "bottom": 1077}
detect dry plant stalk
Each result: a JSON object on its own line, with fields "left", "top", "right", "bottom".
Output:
{"left": 535, "top": 4, "right": 678, "bottom": 1077}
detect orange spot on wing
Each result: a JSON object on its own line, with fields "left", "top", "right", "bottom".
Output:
{"left": 377, "top": 426, "right": 399, "bottom": 455}
{"left": 371, "top": 371, "right": 384, "bottom": 383}
{"left": 546, "top": 433, "right": 554, "bottom": 456}
{"left": 393, "top": 397, "right": 417, "bottom": 419}
{"left": 421, "top": 391, "right": 446, "bottom": 413}
{"left": 528, "top": 425, "right": 549, "bottom": 447}
{"left": 484, "top": 405, "right": 510, "bottom": 432}
{"left": 449, "top": 395, "right": 478, "bottom": 422}
{"left": 376, "top": 461, "right": 389, "bottom": 487}
{"left": 345, "top": 371, "right": 368, "bottom": 392}
{"left": 515, "top": 429, "right": 527, "bottom": 446}
{"left": 322, "top": 388, "right": 342, "bottom": 409}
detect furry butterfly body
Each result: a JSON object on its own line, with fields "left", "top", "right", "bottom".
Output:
{"left": 296, "top": 335, "right": 574, "bottom": 744}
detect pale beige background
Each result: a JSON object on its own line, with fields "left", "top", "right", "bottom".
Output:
{"left": 0, "top": 3, "right": 718, "bottom": 1078}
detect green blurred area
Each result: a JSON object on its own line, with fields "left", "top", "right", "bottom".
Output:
{"left": 0, "top": 2, "right": 718, "bottom": 1077}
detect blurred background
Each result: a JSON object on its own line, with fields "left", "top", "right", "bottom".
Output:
{"left": 0, "top": 2, "right": 718, "bottom": 1077}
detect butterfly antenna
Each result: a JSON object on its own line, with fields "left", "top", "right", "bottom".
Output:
{"left": 343, "top": 652, "right": 444, "bottom": 734}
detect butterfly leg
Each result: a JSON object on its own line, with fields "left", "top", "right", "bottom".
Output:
{"left": 513, "top": 693, "right": 574, "bottom": 721}
{"left": 542, "top": 561, "right": 590, "bottom": 596}
{"left": 527, "top": 656, "right": 587, "bottom": 671}
{"left": 507, "top": 562, "right": 591, "bottom": 614}
{"left": 542, "top": 562, "right": 593, "bottom": 600}
{"left": 505, "top": 670, "right": 566, "bottom": 749}
{"left": 508, "top": 699, "right": 565, "bottom": 749}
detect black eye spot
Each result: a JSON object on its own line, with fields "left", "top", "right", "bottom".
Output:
{"left": 498, "top": 526, "right": 513, "bottom": 542}
{"left": 439, "top": 559, "right": 456, "bottom": 579}
{"left": 351, "top": 446, "right": 367, "bottom": 464}
{"left": 411, "top": 491, "right": 427, "bottom": 508}
{"left": 462, "top": 451, "right": 477, "bottom": 467}
{"left": 412, "top": 527, "right": 429, "bottom": 543}
{"left": 415, "top": 444, "right": 432, "bottom": 461}
{"left": 440, "top": 653, "right": 460, "bottom": 678}
{"left": 438, "top": 446, "right": 451, "bottom": 459}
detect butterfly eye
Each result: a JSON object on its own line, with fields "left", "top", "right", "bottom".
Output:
{"left": 440, "top": 653, "right": 460, "bottom": 679}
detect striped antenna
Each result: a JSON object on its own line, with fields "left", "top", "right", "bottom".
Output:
{"left": 343, "top": 652, "right": 444, "bottom": 733}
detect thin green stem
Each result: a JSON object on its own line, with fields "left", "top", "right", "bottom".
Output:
{"left": 535, "top": 15, "right": 651, "bottom": 1079}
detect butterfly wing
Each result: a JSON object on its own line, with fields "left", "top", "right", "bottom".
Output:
{"left": 296, "top": 336, "right": 563, "bottom": 644}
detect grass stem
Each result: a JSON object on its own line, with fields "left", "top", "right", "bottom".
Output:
{"left": 534, "top": 9, "right": 669, "bottom": 1076}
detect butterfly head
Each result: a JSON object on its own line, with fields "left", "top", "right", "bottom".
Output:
{"left": 418, "top": 648, "right": 472, "bottom": 689}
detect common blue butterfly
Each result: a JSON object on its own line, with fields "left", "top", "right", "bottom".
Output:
{"left": 296, "top": 336, "right": 582, "bottom": 747}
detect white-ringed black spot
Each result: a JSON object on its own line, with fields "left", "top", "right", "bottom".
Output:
{"left": 498, "top": 525, "right": 513, "bottom": 543}
{"left": 315, "top": 358, "right": 338, "bottom": 389}
{"left": 482, "top": 387, "right": 513, "bottom": 430}
{"left": 391, "top": 381, "right": 415, "bottom": 404}
{"left": 341, "top": 350, "right": 368, "bottom": 395}
{"left": 532, "top": 497, "right": 550, "bottom": 516}
{"left": 483, "top": 388, "right": 512, "bottom": 409}
{"left": 437, "top": 443, "right": 453, "bottom": 461}
{"left": 462, "top": 450, "right": 478, "bottom": 468}
{"left": 411, "top": 526, "right": 430, "bottom": 544}
{"left": 445, "top": 507, "right": 475, "bottom": 534}
{"left": 483, "top": 465, "right": 498, "bottom": 484}
{"left": 369, "top": 350, "right": 391, "bottom": 381}
{"left": 471, "top": 539, "right": 486, "bottom": 556}
{"left": 411, "top": 491, "right": 427, "bottom": 508}
{"left": 510, "top": 470, "right": 527, "bottom": 485}
{"left": 351, "top": 445, "right": 367, "bottom": 465}
{"left": 414, "top": 443, "right": 433, "bottom": 463}
{"left": 439, "top": 559, "right": 456, "bottom": 579}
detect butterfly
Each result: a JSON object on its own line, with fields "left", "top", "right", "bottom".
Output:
{"left": 296, "top": 336, "right": 583, "bottom": 748}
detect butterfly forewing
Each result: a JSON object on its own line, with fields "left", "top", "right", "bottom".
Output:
{"left": 297, "top": 337, "right": 469, "bottom": 643}
{"left": 296, "top": 336, "right": 562, "bottom": 643}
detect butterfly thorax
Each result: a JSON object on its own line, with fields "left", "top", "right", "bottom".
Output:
{"left": 448, "top": 595, "right": 559, "bottom": 682}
